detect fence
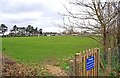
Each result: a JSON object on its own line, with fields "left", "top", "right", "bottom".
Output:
{"left": 70, "top": 48, "right": 100, "bottom": 76}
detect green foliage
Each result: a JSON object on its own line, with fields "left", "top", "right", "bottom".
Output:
{"left": 0, "top": 24, "right": 8, "bottom": 35}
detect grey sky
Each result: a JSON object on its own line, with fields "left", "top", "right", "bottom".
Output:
{"left": 0, "top": 0, "right": 67, "bottom": 33}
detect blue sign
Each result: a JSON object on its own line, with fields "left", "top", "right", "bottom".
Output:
{"left": 86, "top": 56, "right": 94, "bottom": 71}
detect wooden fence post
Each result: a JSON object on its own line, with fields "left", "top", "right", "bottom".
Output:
{"left": 75, "top": 53, "right": 82, "bottom": 76}
{"left": 69, "top": 60, "right": 75, "bottom": 76}
{"left": 82, "top": 51, "right": 86, "bottom": 76}
{"left": 96, "top": 48, "right": 100, "bottom": 76}
{"left": 79, "top": 52, "right": 82, "bottom": 76}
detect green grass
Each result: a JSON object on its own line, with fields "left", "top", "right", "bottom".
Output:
{"left": 2, "top": 36, "right": 100, "bottom": 63}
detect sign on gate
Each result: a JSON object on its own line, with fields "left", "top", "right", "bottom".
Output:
{"left": 71, "top": 48, "right": 99, "bottom": 76}
{"left": 86, "top": 56, "right": 94, "bottom": 71}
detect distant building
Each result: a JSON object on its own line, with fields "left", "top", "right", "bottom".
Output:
{"left": 43, "top": 32, "right": 59, "bottom": 36}
{"left": 61, "top": 31, "right": 80, "bottom": 36}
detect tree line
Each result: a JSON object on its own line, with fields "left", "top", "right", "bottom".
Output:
{"left": 0, "top": 24, "right": 43, "bottom": 37}
{"left": 0, "top": 24, "right": 42, "bottom": 36}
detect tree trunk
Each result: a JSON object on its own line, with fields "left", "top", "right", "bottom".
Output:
{"left": 103, "top": 25, "right": 108, "bottom": 61}
{"left": 3, "top": 33, "right": 4, "bottom": 37}
{"left": 118, "top": 45, "right": 120, "bottom": 64}
{"left": 118, "top": 1, "right": 120, "bottom": 45}
{"left": 118, "top": 18, "right": 120, "bottom": 45}
{"left": 118, "top": 1, "right": 120, "bottom": 64}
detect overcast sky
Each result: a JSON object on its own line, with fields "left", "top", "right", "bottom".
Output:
{"left": 0, "top": 0, "right": 69, "bottom": 33}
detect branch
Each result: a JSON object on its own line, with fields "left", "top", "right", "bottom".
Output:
{"left": 87, "top": 35, "right": 103, "bottom": 45}
{"left": 69, "top": 1, "right": 95, "bottom": 11}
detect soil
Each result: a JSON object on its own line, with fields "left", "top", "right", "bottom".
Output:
{"left": 1, "top": 55, "right": 68, "bottom": 76}
{"left": 45, "top": 65, "right": 68, "bottom": 76}
{"left": 2, "top": 55, "right": 38, "bottom": 76}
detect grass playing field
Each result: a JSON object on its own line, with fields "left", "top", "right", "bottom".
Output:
{"left": 2, "top": 36, "right": 100, "bottom": 63}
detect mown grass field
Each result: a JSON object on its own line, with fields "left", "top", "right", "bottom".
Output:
{"left": 2, "top": 36, "right": 100, "bottom": 64}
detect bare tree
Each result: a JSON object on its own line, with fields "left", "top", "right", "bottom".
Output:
{"left": 54, "top": 16, "right": 77, "bottom": 35}
{"left": 117, "top": 1, "right": 120, "bottom": 45}
{"left": 58, "top": 0, "right": 119, "bottom": 59}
